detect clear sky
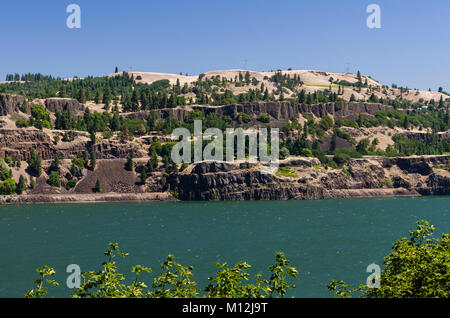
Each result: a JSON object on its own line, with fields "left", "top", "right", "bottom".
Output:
{"left": 0, "top": 0, "right": 449, "bottom": 91}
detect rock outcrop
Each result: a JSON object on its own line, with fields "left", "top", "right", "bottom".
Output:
{"left": 0, "top": 128, "right": 146, "bottom": 161}
{"left": 0, "top": 93, "right": 25, "bottom": 116}
{"left": 0, "top": 94, "right": 84, "bottom": 116}
{"left": 166, "top": 156, "right": 450, "bottom": 201}
{"left": 126, "top": 101, "right": 393, "bottom": 124}
{"left": 44, "top": 98, "right": 84, "bottom": 114}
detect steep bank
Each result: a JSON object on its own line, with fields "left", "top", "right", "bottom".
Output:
{"left": 165, "top": 156, "right": 450, "bottom": 201}
{"left": 1, "top": 155, "right": 449, "bottom": 204}
{"left": 126, "top": 101, "right": 394, "bottom": 124}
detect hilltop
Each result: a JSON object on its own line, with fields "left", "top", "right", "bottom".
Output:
{"left": 114, "top": 69, "right": 448, "bottom": 105}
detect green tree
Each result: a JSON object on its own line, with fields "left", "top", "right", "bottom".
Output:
{"left": 94, "top": 178, "right": 102, "bottom": 193}
{"left": 28, "top": 148, "right": 42, "bottom": 177}
{"left": 90, "top": 151, "right": 97, "bottom": 171}
{"left": 140, "top": 166, "right": 148, "bottom": 184}
{"left": 25, "top": 243, "right": 298, "bottom": 298}
{"left": 17, "top": 175, "right": 27, "bottom": 194}
{"left": 328, "top": 220, "right": 450, "bottom": 298}
{"left": 125, "top": 149, "right": 134, "bottom": 171}
{"left": 47, "top": 171, "right": 61, "bottom": 187}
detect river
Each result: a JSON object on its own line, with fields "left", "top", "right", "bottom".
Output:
{"left": 0, "top": 197, "right": 449, "bottom": 297}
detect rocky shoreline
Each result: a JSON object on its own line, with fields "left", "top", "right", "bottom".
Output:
{"left": 0, "top": 192, "right": 176, "bottom": 204}
{"left": 1, "top": 155, "right": 449, "bottom": 205}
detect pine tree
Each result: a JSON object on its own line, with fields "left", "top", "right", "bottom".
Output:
{"left": 17, "top": 175, "right": 26, "bottom": 194}
{"left": 330, "top": 133, "right": 337, "bottom": 153}
{"left": 140, "top": 166, "right": 148, "bottom": 184}
{"left": 111, "top": 110, "right": 121, "bottom": 131}
{"left": 298, "top": 90, "right": 306, "bottom": 103}
{"left": 147, "top": 147, "right": 158, "bottom": 172}
{"left": 403, "top": 116, "right": 410, "bottom": 130}
{"left": 115, "top": 66, "right": 118, "bottom": 73}
{"left": 49, "top": 153, "right": 61, "bottom": 172}
{"left": 28, "top": 149, "right": 42, "bottom": 177}
{"left": 94, "top": 178, "right": 102, "bottom": 193}
{"left": 90, "top": 151, "right": 96, "bottom": 170}
{"left": 125, "top": 149, "right": 134, "bottom": 171}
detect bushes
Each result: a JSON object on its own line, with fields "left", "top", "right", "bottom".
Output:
{"left": 65, "top": 179, "right": 77, "bottom": 190}
{"left": 29, "top": 105, "right": 51, "bottom": 129}
{"left": 237, "top": 112, "right": 251, "bottom": 124}
{"left": 328, "top": 220, "right": 450, "bottom": 298}
{"left": 333, "top": 153, "right": 350, "bottom": 165}
{"left": 256, "top": 113, "right": 270, "bottom": 123}
{"left": 0, "top": 178, "right": 17, "bottom": 195}
{"left": 25, "top": 243, "right": 298, "bottom": 298}
{"left": 47, "top": 171, "right": 61, "bottom": 187}
{"left": 16, "top": 118, "right": 30, "bottom": 128}
{"left": 319, "top": 116, "right": 334, "bottom": 131}
{"left": 393, "top": 134, "right": 449, "bottom": 156}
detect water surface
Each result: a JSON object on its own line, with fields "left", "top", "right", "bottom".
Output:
{"left": 0, "top": 197, "right": 449, "bottom": 297}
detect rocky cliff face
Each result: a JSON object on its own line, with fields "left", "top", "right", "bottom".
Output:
{"left": 0, "top": 93, "right": 25, "bottom": 116}
{"left": 0, "top": 128, "right": 146, "bottom": 161}
{"left": 126, "top": 101, "right": 393, "bottom": 124}
{"left": 0, "top": 94, "right": 84, "bottom": 116}
{"left": 44, "top": 98, "right": 84, "bottom": 114}
{"left": 166, "top": 156, "right": 450, "bottom": 201}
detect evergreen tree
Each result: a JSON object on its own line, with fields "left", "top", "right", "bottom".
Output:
{"left": 49, "top": 153, "right": 61, "bottom": 172}
{"left": 90, "top": 151, "right": 96, "bottom": 171}
{"left": 111, "top": 110, "right": 121, "bottom": 131}
{"left": 402, "top": 116, "right": 410, "bottom": 129}
{"left": 94, "top": 178, "right": 102, "bottom": 193}
{"left": 439, "top": 96, "right": 444, "bottom": 108}
{"left": 17, "top": 175, "right": 27, "bottom": 194}
{"left": 330, "top": 133, "right": 337, "bottom": 153}
{"left": 140, "top": 166, "right": 148, "bottom": 184}
{"left": 147, "top": 147, "right": 158, "bottom": 172}
{"left": 28, "top": 149, "right": 42, "bottom": 177}
{"left": 298, "top": 90, "right": 306, "bottom": 103}
{"left": 125, "top": 149, "right": 134, "bottom": 171}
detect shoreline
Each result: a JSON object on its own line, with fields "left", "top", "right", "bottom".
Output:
{"left": 0, "top": 188, "right": 435, "bottom": 205}
{"left": 0, "top": 192, "right": 178, "bottom": 205}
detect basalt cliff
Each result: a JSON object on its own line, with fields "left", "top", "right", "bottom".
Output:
{"left": 0, "top": 96, "right": 449, "bottom": 204}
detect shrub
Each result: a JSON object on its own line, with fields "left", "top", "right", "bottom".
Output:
{"left": 65, "top": 179, "right": 77, "bottom": 190}
{"left": 0, "top": 178, "right": 17, "bottom": 195}
{"left": 333, "top": 152, "right": 350, "bottom": 165}
{"left": 47, "top": 171, "right": 61, "bottom": 187}
{"left": 25, "top": 243, "right": 298, "bottom": 298}
{"left": 238, "top": 112, "right": 251, "bottom": 124}
{"left": 16, "top": 118, "right": 30, "bottom": 128}
{"left": 256, "top": 113, "right": 270, "bottom": 123}
{"left": 328, "top": 220, "right": 450, "bottom": 298}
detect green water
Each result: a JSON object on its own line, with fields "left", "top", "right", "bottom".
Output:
{"left": 0, "top": 197, "right": 449, "bottom": 298}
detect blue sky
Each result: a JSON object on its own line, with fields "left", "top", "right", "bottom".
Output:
{"left": 0, "top": 0, "right": 449, "bottom": 91}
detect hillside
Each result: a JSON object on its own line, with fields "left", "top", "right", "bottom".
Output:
{"left": 120, "top": 69, "right": 448, "bottom": 105}
{"left": 0, "top": 69, "right": 449, "bottom": 203}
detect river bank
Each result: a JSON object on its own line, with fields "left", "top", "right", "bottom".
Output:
{"left": 1, "top": 155, "right": 449, "bottom": 204}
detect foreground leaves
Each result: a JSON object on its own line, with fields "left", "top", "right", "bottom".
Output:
{"left": 26, "top": 244, "right": 298, "bottom": 298}
{"left": 328, "top": 220, "right": 450, "bottom": 298}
